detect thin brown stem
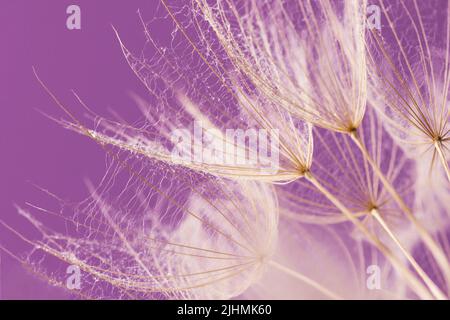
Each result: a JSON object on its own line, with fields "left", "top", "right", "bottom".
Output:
{"left": 305, "top": 172, "right": 434, "bottom": 300}
{"left": 435, "top": 141, "right": 450, "bottom": 183}
{"left": 371, "top": 209, "right": 446, "bottom": 300}
{"left": 350, "top": 131, "right": 450, "bottom": 286}
{"left": 268, "top": 260, "right": 342, "bottom": 299}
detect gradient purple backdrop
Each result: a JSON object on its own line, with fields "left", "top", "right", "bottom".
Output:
{"left": 0, "top": 0, "right": 161, "bottom": 299}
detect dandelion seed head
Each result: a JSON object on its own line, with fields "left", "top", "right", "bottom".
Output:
{"left": 9, "top": 154, "right": 279, "bottom": 300}
{"left": 193, "top": 0, "right": 369, "bottom": 133}
{"left": 367, "top": 0, "right": 450, "bottom": 175}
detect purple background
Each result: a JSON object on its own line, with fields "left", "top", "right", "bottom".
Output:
{"left": 0, "top": 0, "right": 158, "bottom": 299}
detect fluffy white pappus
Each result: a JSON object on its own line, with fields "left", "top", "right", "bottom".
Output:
{"left": 3, "top": 160, "right": 280, "bottom": 300}
{"left": 194, "top": 0, "right": 368, "bottom": 133}
{"left": 370, "top": 77, "right": 449, "bottom": 169}
{"left": 241, "top": 219, "right": 406, "bottom": 299}
{"left": 413, "top": 152, "right": 450, "bottom": 228}
{"left": 366, "top": 0, "right": 450, "bottom": 181}
{"left": 164, "top": 180, "right": 279, "bottom": 299}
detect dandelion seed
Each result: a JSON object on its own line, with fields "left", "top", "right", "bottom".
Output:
{"left": 5, "top": 0, "right": 449, "bottom": 300}
{"left": 367, "top": 0, "right": 450, "bottom": 182}
{"left": 1, "top": 157, "right": 343, "bottom": 299}
{"left": 179, "top": 0, "right": 450, "bottom": 297}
